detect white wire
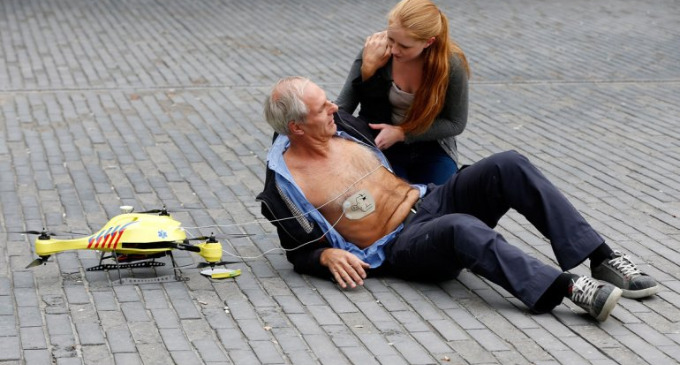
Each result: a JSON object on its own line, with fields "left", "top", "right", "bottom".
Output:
{"left": 182, "top": 163, "right": 382, "bottom": 230}
{"left": 218, "top": 212, "right": 345, "bottom": 261}
{"left": 181, "top": 161, "right": 383, "bottom": 260}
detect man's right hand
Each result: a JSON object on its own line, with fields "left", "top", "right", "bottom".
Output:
{"left": 320, "top": 248, "right": 370, "bottom": 289}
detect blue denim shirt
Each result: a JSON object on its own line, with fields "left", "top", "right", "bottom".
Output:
{"left": 267, "top": 132, "right": 426, "bottom": 268}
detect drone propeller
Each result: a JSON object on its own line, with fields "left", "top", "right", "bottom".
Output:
{"left": 186, "top": 233, "right": 254, "bottom": 241}
{"left": 137, "top": 207, "right": 170, "bottom": 215}
{"left": 14, "top": 229, "right": 88, "bottom": 238}
{"left": 25, "top": 256, "right": 50, "bottom": 269}
{"left": 17, "top": 230, "right": 55, "bottom": 236}
{"left": 196, "top": 260, "right": 241, "bottom": 269}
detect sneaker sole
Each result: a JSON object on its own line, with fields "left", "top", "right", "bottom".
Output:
{"left": 596, "top": 287, "right": 622, "bottom": 322}
{"left": 622, "top": 285, "right": 660, "bottom": 299}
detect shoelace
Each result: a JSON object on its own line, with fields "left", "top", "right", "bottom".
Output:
{"left": 608, "top": 251, "right": 641, "bottom": 278}
{"left": 570, "top": 277, "right": 598, "bottom": 305}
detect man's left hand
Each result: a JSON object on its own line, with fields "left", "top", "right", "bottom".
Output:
{"left": 320, "top": 248, "right": 370, "bottom": 289}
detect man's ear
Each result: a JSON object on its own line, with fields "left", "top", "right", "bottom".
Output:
{"left": 288, "top": 121, "right": 304, "bottom": 135}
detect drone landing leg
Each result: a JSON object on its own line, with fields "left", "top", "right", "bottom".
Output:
{"left": 167, "top": 251, "right": 188, "bottom": 282}
{"left": 112, "top": 251, "right": 123, "bottom": 284}
{"left": 97, "top": 251, "right": 106, "bottom": 266}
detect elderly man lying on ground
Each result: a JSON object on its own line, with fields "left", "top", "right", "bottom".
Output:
{"left": 256, "top": 76, "right": 659, "bottom": 321}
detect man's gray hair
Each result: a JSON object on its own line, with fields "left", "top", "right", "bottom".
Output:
{"left": 263, "top": 76, "right": 311, "bottom": 135}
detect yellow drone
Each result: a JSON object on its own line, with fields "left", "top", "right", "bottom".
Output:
{"left": 25, "top": 206, "right": 243, "bottom": 281}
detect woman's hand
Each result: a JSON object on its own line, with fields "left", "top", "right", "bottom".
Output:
{"left": 320, "top": 248, "right": 370, "bottom": 289}
{"left": 361, "top": 31, "right": 391, "bottom": 81}
{"left": 370, "top": 123, "right": 405, "bottom": 150}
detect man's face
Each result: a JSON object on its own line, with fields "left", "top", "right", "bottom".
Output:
{"left": 298, "top": 82, "right": 338, "bottom": 139}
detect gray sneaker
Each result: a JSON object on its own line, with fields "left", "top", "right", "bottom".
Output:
{"left": 591, "top": 250, "right": 659, "bottom": 299}
{"left": 569, "top": 276, "right": 622, "bottom": 322}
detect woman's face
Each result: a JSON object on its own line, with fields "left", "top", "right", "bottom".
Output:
{"left": 387, "top": 24, "right": 433, "bottom": 63}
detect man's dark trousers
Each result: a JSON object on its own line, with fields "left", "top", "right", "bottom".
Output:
{"left": 383, "top": 150, "right": 603, "bottom": 311}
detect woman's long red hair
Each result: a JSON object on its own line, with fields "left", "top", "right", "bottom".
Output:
{"left": 388, "top": 0, "right": 470, "bottom": 135}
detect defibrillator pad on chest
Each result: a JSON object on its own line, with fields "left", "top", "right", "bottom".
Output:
{"left": 342, "top": 189, "right": 376, "bottom": 220}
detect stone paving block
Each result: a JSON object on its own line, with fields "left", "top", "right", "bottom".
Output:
{"left": 80, "top": 344, "right": 114, "bottom": 365}
{"left": 46, "top": 314, "right": 73, "bottom": 336}
{"left": 559, "top": 335, "right": 610, "bottom": 363}
{"left": 42, "top": 294, "right": 68, "bottom": 315}
{"left": 23, "top": 349, "right": 51, "bottom": 365}
{"left": 323, "top": 324, "right": 360, "bottom": 348}
{"left": 90, "top": 291, "right": 118, "bottom": 312}
{"left": 192, "top": 338, "right": 229, "bottom": 363}
{"left": 215, "top": 328, "right": 248, "bottom": 351}
{"left": 270, "top": 327, "right": 310, "bottom": 355}
{"left": 179, "top": 318, "right": 214, "bottom": 342}
{"left": 17, "top": 305, "right": 43, "bottom": 328}
{"left": 140, "top": 288, "right": 168, "bottom": 309}
{"left": 272, "top": 295, "right": 306, "bottom": 315}
{"left": 64, "top": 286, "right": 90, "bottom": 305}
{"left": 169, "top": 298, "right": 201, "bottom": 320}
{"left": 149, "top": 308, "right": 181, "bottom": 329}
{"left": 388, "top": 332, "right": 437, "bottom": 365}
{"left": 286, "top": 313, "right": 323, "bottom": 336}
{"left": 169, "top": 350, "right": 202, "bottom": 364}
{"left": 112, "top": 353, "right": 142, "bottom": 365}
{"left": 449, "top": 339, "right": 499, "bottom": 364}
{"left": 113, "top": 285, "right": 139, "bottom": 303}
{"left": 0, "top": 277, "right": 10, "bottom": 296}
{"left": 227, "top": 349, "right": 261, "bottom": 365}
{"left": 14, "top": 287, "right": 39, "bottom": 308}
{"left": 304, "top": 333, "right": 354, "bottom": 365}
{"left": 159, "top": 328, "right": 191, "bottom": 351}
{"left": 356, "top": 333, "right": 402, "bottom": 358}
{"left": 250, "top": 339, "right": 285, "bottom": 364}
{"left": 525, "top": 326, "right": 572, "bottom": 352}
{"left": 411, "top": 331, "right": 454, "bottom": 355}
{"left": 75, "top": 322, "right": 106, "bottom": 346}
{"left": 20, "top": 326, "right": 47, "bottom": 350}
{"left": 307, "top": 305, "right": 343, "bottom": 326}
{"left": 106, "top": 328, "right": 136, "bottom": 353}
{"left": 12, "top": 271, "right": 35, "bottom": 288}
{"left": 49, "top": 334, "right": 78, "bottom": 359}
{"left": 282, "top": 350, "right": 318, "bottom": 365}
{"left": 468, "top": 328, "right": 511, "bottom": 352}
{"left": 56, "top": 357, "right": 84, "bottom": 365}
{"left": 0, "top": 295, "right": 12, "bottom": 315}
{"left": 325, "top": 290, "right": 366, "bottom": 313}
{"left": 120, "top": 301, "right": 150, "bottom": 322}
{"left": 389, "top": 310, "right": 430, "bottom": 333}
{"left": 0, "top": 336, "right": 21, "bottom": 361}
{"left": 136, "top": 343, "right": 173, "bottom": 364}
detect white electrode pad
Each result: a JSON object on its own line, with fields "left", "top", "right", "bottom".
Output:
{"left": 342, "top": 189, "right": 376, "bottom": 220}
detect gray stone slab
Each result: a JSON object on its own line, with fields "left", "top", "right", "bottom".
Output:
{"left": 20, "top": 326, "right": 48, "bottom": 350}
{"left": 0, "top": 336, "right": 21, "bottom": 361}
{"left": 23, "top": 349, "right": 52, "bottom": 365}
{"left": 74, "top": 322, "right": 106, "bottom": 346}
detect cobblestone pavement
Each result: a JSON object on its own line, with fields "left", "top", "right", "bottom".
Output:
{"left": 1, "top": 0, "right": 679, "bottom": 364}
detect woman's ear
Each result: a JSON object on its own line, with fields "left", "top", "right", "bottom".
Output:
{"left": 425, "top": 36, "right": 436, "bottom": 47}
